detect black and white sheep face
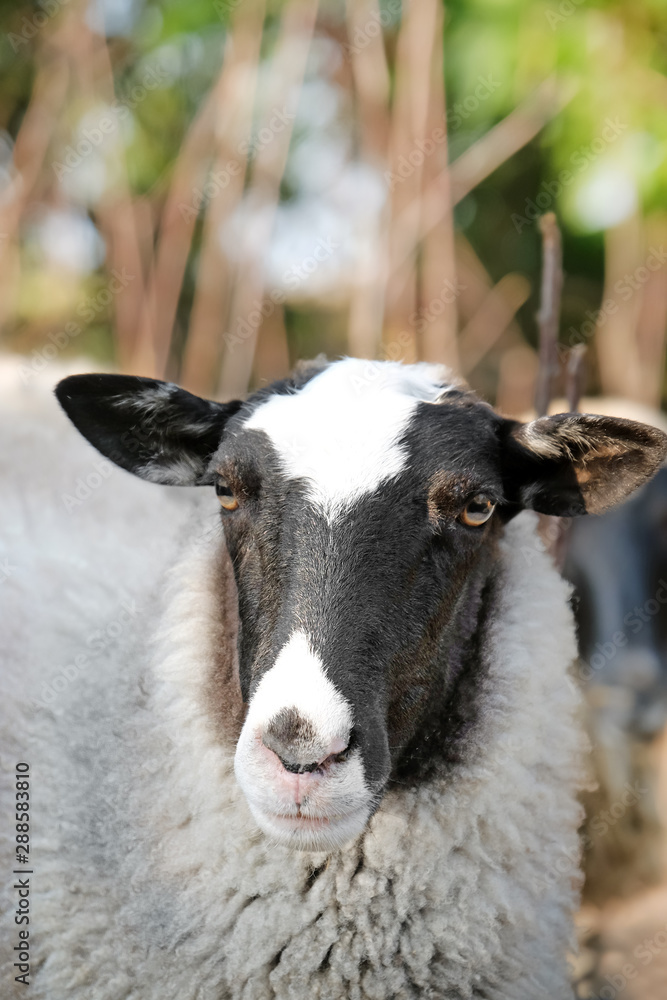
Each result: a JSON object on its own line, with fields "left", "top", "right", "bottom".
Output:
{"left": 219, "top": 361, "right": 507, "bottom": 849}
{"left": 56, "top": 359, "right": 667, "bottom": 851}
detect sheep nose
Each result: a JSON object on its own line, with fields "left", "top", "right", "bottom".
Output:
{"left": 260, "top": 707, "right": 349, "bottom": 774}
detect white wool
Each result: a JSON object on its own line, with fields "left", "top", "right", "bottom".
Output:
{"left": 1, "top": 366, "right": 588, "bottom": 1000}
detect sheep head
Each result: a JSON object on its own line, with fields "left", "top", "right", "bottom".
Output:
{"left": 56, "top": 359, "right": 667, "bottom": 850}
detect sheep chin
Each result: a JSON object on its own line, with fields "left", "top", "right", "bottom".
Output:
{"left": 246, "top": 802, "right": 371, "bottom": 852}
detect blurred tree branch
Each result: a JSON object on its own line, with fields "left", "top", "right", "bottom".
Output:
{"left": 535, "top": 211, "right": 562, "bottom": 417}
{"left": 390, "top": 76, "right": 575, "bottom": 283}
{"left": 217, "top": 0, "right": 319, "bottom": 401}
{"left": 180, "top": 0, "right": 266, "bottom": 396}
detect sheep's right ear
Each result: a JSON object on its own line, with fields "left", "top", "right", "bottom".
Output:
{"left": 55, "top": 374, "right": 242, "bottom": 486}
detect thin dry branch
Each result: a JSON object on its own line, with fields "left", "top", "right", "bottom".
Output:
{"left": 454, "top": 233, "right": 494, "bottom": 314}
{"left": 345, "top": 0, "right": 391, "bottom": 358}
{"left": 455, "top": 233, "right": 526, "bottom": 346}
{"left": 565, "top": 344, "right": 587, "bottom": 413}
{"left": 132, "top": 90, "right": 219, "bottom": 378}
{"left": 71, "top": 18, "right": 149, "bottom": 370}
{"left": 381, "top": 0, "right": 440, "bottom": 360}
{"left": 533, "top": 212, "right": 571, "bottom": 569}
{"left": 217, "top": 0, "right": 319, "bottom": 400}
{"left": 535, "top": 211, "right": 563, "bottom": 417}
{"left": 417, "top": 2, "right": 457, "bottom": 368}
{"left": 253, "top": 300, "right": 290, "bottom": 385}
{"left": 1, "top": 58, "right": 68, "bottom": 225}
{"left": 458, "top": 273, "right": 530, "bottom": 376}
{"left": 180, "top": 0, "right": 266, "bottom": 396}
{"left": 0, "top": 32, "right": 69, "bottom": 334}
{"left": 345, "top": 0, "right": 390, "bottom": 162}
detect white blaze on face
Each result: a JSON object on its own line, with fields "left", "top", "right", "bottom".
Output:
{"left": 242, "top": 358, "right": 453, "bottom": 518}
{"left": 234, "top": 632, "right": 371, "bottom": 849}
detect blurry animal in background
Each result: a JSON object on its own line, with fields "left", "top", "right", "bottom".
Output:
{"left": 561, "top": 400, "right": 667, "bottom": 905}
{"left": 564, "top": 467, "right": 667, "bottom": 738}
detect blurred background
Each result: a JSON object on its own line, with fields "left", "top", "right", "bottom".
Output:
{"left": 2, "top": 0, "right": 667, "bottom": 410}
{"left": 2, "top": 0, "right": 667, "bottom": 996}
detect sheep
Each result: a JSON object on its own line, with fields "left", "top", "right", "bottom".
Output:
{"left": 3, "top": 356, "right": 667, "bottom": 1000}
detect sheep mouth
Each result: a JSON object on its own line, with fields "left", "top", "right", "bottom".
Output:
{"left": 273, "top": 812, "right": 332, "bottom": 829}
{"left": 268, "top": 805, "right": 365, "bottom": 829}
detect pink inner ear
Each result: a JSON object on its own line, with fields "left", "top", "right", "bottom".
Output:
{"left": 571, "top": 439, "right": 667, "bottom": 516}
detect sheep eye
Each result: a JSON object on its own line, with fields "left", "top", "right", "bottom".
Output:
{"left": 216, "top": 482, "right": 239, "bottom": 512}
{"left": 460, "top": 494, "right": 495, "bottom": 527}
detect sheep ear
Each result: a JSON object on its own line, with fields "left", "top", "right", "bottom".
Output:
{"left": 55, "top": 374, "right": 242, "bottom": 486}
{"left": 500, "top": 413, "right": 667, "bottom": 516}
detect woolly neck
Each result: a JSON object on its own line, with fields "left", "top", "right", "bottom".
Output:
{"left": 126, "top": 510, "right": 587, "bottom": 999}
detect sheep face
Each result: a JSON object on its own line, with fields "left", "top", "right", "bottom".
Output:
{"left": 218, "top": 364, "right": 509, "bottom": 849}
{"left": 56, "top": 359, "right": 667, "bottom": 851}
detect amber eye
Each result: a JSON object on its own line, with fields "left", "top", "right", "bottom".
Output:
{"left": 216, "top": 482, "right": 239, "bottom": 512}
{"left": 460, "top": 494, "right": 495, "bottom": 527}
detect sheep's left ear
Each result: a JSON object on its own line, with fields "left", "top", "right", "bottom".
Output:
{"left": 55, "top": 374, "right": 242, "bottom": 486}
{"left": 499, "top": 412, "right": 667, "bottom": 516}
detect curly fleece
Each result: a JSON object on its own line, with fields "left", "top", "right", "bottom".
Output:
{"left": 1, "top": 398, "right": 586, "bottom": 1000}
